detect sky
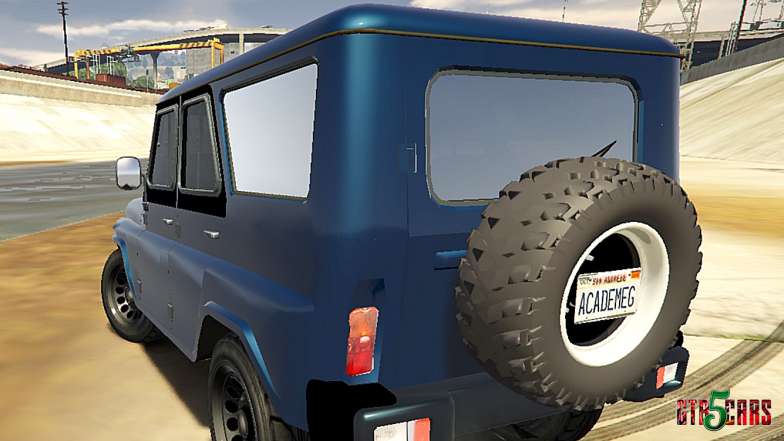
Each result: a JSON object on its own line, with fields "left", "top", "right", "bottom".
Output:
{"left": 0, "top": 0, "right": 759, "bottom": 67}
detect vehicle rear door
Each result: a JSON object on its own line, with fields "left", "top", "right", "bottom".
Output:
{"left": 168, "top": 93, "right": 226, "bottom": 349}
{"left": 402, "top": 68, "right": 639, "bottom": 383}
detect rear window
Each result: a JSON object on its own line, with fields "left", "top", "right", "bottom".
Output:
{"left": 427, "top": 71, "right": 637, "bottom": 203}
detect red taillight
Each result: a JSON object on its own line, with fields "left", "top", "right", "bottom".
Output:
{"left": 346, "top": 307, "right": 379, "bottom": 376}
{"left": 373, "top": 417, "right": 431, "bottom": 441}
{"left": 413, "top": 418, "right": 431, "bottom": 441}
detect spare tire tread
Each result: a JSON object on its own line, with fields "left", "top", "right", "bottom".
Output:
{"left": 456, "top": 157, "right": 701, "bottom": 410}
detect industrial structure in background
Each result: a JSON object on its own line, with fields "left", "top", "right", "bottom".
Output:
{"left": 39, "top": 26, "right": 287, "bottom": 91}
{"left": 637, "top": 0, "right": 703, "bottom": 70}
{"left": 637, "top": 0, "right": 784, "bottom": 70}
{"left": 24, "top": 0, "right": 784, "bottom": 91}
{"left": 72, "top": 38, "right": 226, "bottom": 87}
{"left": 723, "top": 0, "right": 784, "bottom": 56}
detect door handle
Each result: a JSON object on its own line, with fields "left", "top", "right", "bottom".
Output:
{"left": 162, "top": 218, "right": 175, "bottom": 225}
{"left": 203, "top": 230, "right": 220, "bottom": 239}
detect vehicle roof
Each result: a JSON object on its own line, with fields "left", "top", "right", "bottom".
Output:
{"left": 162, "top": 3, "right": 679, "bottom": 102}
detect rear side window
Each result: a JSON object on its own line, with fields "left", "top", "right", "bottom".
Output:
{"left": 149, "top": 108, "right": 178, "bottom": 188}
{"left": 427, "top": 71, "right": 637, "bottom": 203}
{"left": 181, "top": 97, "right": 219, "bottom": 192}
{"left": 223, "top": 64, "right": 318, "bottom": 198}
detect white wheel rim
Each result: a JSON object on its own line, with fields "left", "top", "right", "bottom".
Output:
{"left": 559, "top": 221, "right": 670, "bottom": 367}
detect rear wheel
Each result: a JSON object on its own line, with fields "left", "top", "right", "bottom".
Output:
{"left": 100, "top": 249, "right": 160, "bottom": 343}
{"left": 208, "top": 336, "right": 309, "bottom": 441}
{"left": 509, "top": 408, "right": 602, "bottom": 441}
{"left": 465, "top": 409, "right": 602, "bottom": 441}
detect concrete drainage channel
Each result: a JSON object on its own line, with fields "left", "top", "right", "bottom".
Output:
{"left": 0, "top": 161, "right": 142, "bottom": 241}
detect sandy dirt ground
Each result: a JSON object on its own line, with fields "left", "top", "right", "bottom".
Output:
{"left": 0, "top": 160, "right": 70, "bottom": 168}
{"left": 0, "top": 213, "right": 210, "bottom": 441}
{"left": 0, "top": 158, "right": 781, "bottom": 441}
{"left": 679, "top": 158, "right": 784, "bottom": 342}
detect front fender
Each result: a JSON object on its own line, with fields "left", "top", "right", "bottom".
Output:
{"left": 112, "top": 216, "right": 145, "bottom": 295}
{"left": 124, "top": 197, "right": 144, "bottom": 225}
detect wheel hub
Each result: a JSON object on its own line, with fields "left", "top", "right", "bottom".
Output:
{"left": 216, "top": 372, "right": 256, "bottom": 441}
{"left": 559, "top": 222, "right": 670, "bottom": 367}
{"left": 238, "top": 411, "right": 249, "bottom": 437}
{"left": 108, "top": 267, "right": 143, "bottom": 327}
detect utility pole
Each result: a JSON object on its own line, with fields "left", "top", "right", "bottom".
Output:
{"left": 562, "top": 0, "right": 568, "bottom": 22}
{"left": 57, "top": 1, "right": 70, "bottom": 75}
{"left": 734, "top": 0, "right": 749, "bottom": 47}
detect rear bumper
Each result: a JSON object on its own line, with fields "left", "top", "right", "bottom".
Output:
{"left": 623, "top": 345, "right": 689, "bottom": 402}
{"left": 310, "top": 345, "right": 690, "bottom": 441}
{"left": 354, "top": 396, "right": 455, "bottom": 441}
{"left": 353, "top": 373, "right": 560, "bottom": 441}
{"left": 308, "top": 373, "right": 558, "bottom": 441}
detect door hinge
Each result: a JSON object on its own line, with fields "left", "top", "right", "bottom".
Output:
{"left": 399, "top": 143, "right": 417, "bottom": 174}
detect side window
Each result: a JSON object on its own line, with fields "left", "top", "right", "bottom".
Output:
{"left": 149, "top": 108, "right": 178, "bottom": 188}
{"left": 223, "top": 63, "right": 318, "bottom": 198}
{"left": 181, "top": 97, "right": 220, "bottom": 193}
{"left": 427, "top": 72, "right": 637, "bottom": 203}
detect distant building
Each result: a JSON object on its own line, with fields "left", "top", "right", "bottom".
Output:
{"left": 172, "top": 66, "right": 187, "bottom": 82}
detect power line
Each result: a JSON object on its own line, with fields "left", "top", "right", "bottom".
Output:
{"left": 57, "top": 1, "right": 69, "bottom": 75}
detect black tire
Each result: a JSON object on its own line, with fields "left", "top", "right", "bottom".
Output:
{"left": 511, "top": 408, "right": 602, "bottom": 441}
{"left": 209, "top": 336, "right": 309, "bottom": 441}
{"left": 101, "top": 248, "right": 160, "bottom": 343}
{"left": 456, "top": 158, "right": 701, "bottom": 410}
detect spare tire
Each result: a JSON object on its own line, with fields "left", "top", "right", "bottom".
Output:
{"left": 455, "top": 157, "right": 701, "bottom": 410}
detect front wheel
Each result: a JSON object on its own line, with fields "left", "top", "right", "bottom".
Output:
{"left": 101, "top": 248, "right": 160, "bottom": 343}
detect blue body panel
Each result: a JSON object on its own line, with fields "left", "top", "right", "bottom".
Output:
{"left": 114, "top": 4, "right": 681, "bottom": 433}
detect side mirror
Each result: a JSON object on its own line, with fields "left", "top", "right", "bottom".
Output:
{"left": 116, "top": 156, "right": 142, "bottom": 190}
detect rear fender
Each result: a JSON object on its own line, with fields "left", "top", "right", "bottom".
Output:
{"left": 199, "top": 302, "right": 278, "bottom": 399}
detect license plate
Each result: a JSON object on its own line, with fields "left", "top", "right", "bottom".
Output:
{"left": 574, "top": 267, "right": 641, "bottom": 324}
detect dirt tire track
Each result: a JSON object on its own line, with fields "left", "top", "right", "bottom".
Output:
{"left": 583, "top": 322, "right": 784, "bottom": 440}
{"left": 715, "top": 413, "right": 784, "bottom": 441}
{"left": 602, "top": 339, "right": 750, "bottom": 420}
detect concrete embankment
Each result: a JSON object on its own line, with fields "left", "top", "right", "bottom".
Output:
{"left": 680, "top": 58, "right": 784, "bottom": 164}
{"left": 681, "top": 33, "right": 784, "bottom": 85}
{"left": 0, "top": 70, "right": 156, "bottom": 163}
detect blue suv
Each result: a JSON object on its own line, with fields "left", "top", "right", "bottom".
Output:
{"left": 104, "top": 4, "right": 701, "bottom": 441}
